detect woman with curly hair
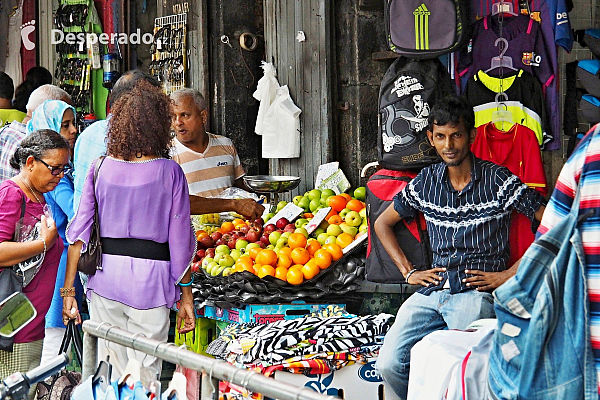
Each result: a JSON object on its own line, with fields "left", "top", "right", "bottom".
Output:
{"left": 62, "top": 79, "right": 196, "bottom": 377}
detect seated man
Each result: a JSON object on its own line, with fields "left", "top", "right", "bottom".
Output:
{"left": 170, "top": 88, "right": 264, "bottom": 220}
{"left": 374, "top": 95, "right": 546, "bottom": 400}
{"left": 0, "top": 72, "right": 26, "bottom": 126}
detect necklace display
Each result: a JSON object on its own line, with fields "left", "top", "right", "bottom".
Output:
{"left": 18, "top": 175, "right": 43, "bottom": 204}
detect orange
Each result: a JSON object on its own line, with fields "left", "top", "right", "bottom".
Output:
{"left": 290, "top": 264, "right": 304, "bottom": 271}
{"left": 336, "top": 233, "right": 354, "bottom": 249}
{"left": 242, "top": 264, "right": 256, "bottom": 274}
{"left": 339, "top": 193, "right": 352, "bottom": 202}
{"left": 196, "top": 230, "right": 209, "bottom": 241}
{"left": 286, "top": 268, "right": 304, "bottom": 285}
{"left": 232, "top": 218, "right": 246, "bottom": 228}
{"left": 328, "top": 215, "right": 343, "bottom": 225}
{"left": 256, "top": 264, "right": 276, "bottom": 278}
{"left": 346, "top": 199, "right": 365, "bottom": 212}
{"left": 276, "top": 254, "right": 292, "bottom": 269}
{"left": 303, "top": 213, "right": 314, "bottom": 219}
{"left": 306, "top": 240, "right": 321, "bottom": 256}
{"left": 288, "top": 233, "right": 307, "bottom": 249}
{"left": 236, "top": 256, "right": 253, "bottom": 269}
{"left": 275, "top": 266, "right": 288, "bottom": 281}
{"left": 256, "top": 249, "right": 278, "bottom": 266}
{"left": 290, "top": 248, "right": 310, "bottom": 265}
{"left": 327, "top": 196, "right": 348, "bottom": 212}
{"left": 248, "top": 247, "right": 262, "bottom": 261}
{"left": 220, "top": 221, "right": 235, "bottom": 233}
{"left": 313, "top": 249, "right": 333, "bottom": 269}
{"left": 323, "top": 243, "right": 343, "bottom": 261}
{"left": 233, "top": 264, "right": 244, "bottom": 273}
{"left": 302, "top": 261, "right": 320, "bottom": 280}
{"left": 326, "top": 209, "right": 337, "bottom": 220}
{"left": 277, "top": 246, "right": 292, "bottom": 257}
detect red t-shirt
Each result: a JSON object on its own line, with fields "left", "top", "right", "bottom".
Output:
{"left": 472, "top": 122, "right": 547, "bottom": 265}
{"left": 0, "top": 180, "right": 62, "bottom": 343}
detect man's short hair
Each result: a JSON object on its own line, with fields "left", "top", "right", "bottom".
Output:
{"left": 171, "top": 88, "right": 208, "bottom": 112}
{"left": 25, "top": 67, "right": 53, "bottom": 87}
{"left": 109, "top": 70, "right": 161, "bottom": 108}
{"left": 0, "top": 72, "right": 14, "bottom": 100}
{"left": 428, "top": 95, "right": 475, "bottom": 133}
{"left": 26, "top": 85, "right": 72, "bottom": 111}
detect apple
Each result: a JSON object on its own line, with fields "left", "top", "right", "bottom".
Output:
{"left": 222, "top": 268, "right": 234, "bottom": 277}
{"left": 239, "top": 225, "right": 250, "bottom": 234}
{"left": 326, "top": 224, "right": 343, "bottom": 237}
{"left": 295, "top": 218, "right": 308, "bottom": 229}
{"left": 359, "top": 223, "right": 368, "bottom": 233}
{"left": 266, "top": 244, "right": 275, "bottom": 250}
{"left": 221, "top": 233, "right": 233, "bottom": 244}
{"left": 263, "top": 213, "right": 275, "bottom": 222}
{"left": 246, "top": 242, "right": 261, "bottom": 251}
{"left": 230, "top": 249, "right": 242, "bottom": 261}
{"left": 214, "top": 265, "right": 226, "bottom": 276}
{"left": 260, "top": 234, "right": 271, "bottom": 246}
{"left": 339, "top": 223, "right": 358, "bottom": 237}
{"left": 276, "top": 237, "right": 289, "bottom": 248}
{"left": 298, "top": 196, "right": 310, "bottom": 211}
{"left": 339, "top": 208, "right": 351, "bottom": 219}
{"left": 321, "top": 189, "right": 335, "bottom": 198}
{"left": 235, "top": 239, "right": 249, "bottom": 250}
{"left": 359, "top": 208, "right": 367, "bottom": 219}
{"left": 320, "top": 196, "right": 330, "bottom": 206}
{"left": 325, "top": 235, "right": 338, "bottom": 244}
{"left": 205, "top": 248, "right": 216, "bottom": 258}
{"left": 210, "top": 231, "right": 223, "bottom": 242}
{"left": 269, "top": 231, "right": 282, "bottom": 245}
{"left": 263, "top": 224, "right": 277, "bottom": 234}
{"left": 293, "top": 195, "right": 303, "bottom": 206}
{"left": 200, "top": 236, "right": 215, "bottom": 249}
{"left": 215, "top": 238, "right": 225, "bottom": 246}
{"left": 219, "top": 255, "right": 235, "bottom": 268}
{"left": 207, "top": 261, "right": 219, "bottom": 275}
{"left": 246, "top": 230, "right": 261, "bottom": 243}
{"left": 276, "top": 201, "right": 288, "bottom": 212}
{"left": 345, "top": 211, "right": 362, "bottom": 227}
{"left": 353, "top": 186, "right": 366, "bottom": 201}
{"left": 215, "top": 244, "right": 230, "bottom": 255}
{"left": 313, "top": 227, "right": 326, "bottom": 237}
{"left": 308, "top": 189, "right": 322, "bottom": 201}
{"left": 281, "top": 232, "right": 292, "bottom": 239}
{"left": 276, "top": 218, "right": 290, "bottom": 229}
{"left": 196, "top": 249, "right": 206, "bottom": 259}
{"left": 191, "top": 261, "right": 202, "bottom": 273}
{"left": 295, "top": 227, "right": 309, "bottom": 238}
{"left": 309, "top": 199, "right": 320, "bottom": 212}
{"left": 284, "top": 224, "right": 296, "bottom": 233}
{"left": 202, "top": 257, "right": 214, "bottom": 268}
{"left": 249, "top": 224, "right": 263, "bottom": 236}
{"left": 317, "top": 232, "right": 329, "bottom": 245}
{"left": 254, "top": 218, "right": 264, "bottom": 226}
{"left": 227, "top": 240, "right": 236, "bottom": 250}
{"left": 258, "top": 241, "right": 266, "bottom": 248}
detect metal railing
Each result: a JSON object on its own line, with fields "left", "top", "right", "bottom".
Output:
{"left": 81, "top": 320, "right": 339, "bottom": 400}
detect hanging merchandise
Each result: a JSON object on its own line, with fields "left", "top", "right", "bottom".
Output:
{"left": 584, "top": 29, "right": 600, "bottom": 59}
{"left": 253, "top": 62, "right": 280, "bottom": 136}
{"left": 384, "top": 0, "right": 472, "bottom": 59}
{"left": 576, "top": 60, "right": 600, "bottom": 99}
{"left": 580, "top": 95, "right": 600, "bottom": 125}
{"left": 150, "top": 13, "right": 187, "bottom": 94}
{"left": 102, "top": 53, "right": 121, "bottom": 89}
{"left": 377, "top": 57, "right": 453, "bottom": 171}
{"left": 260, "top": 85, "right": 301, "bottom": 159}
{"left": 6, "top": 3, "right": 23, "bottom": 87}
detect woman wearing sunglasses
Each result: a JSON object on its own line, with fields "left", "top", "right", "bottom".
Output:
{"left": 26, "top": 100, "right": 84, "bottom": 366}
{"left": 0, "top": 129, "right": 68, "bottom": 392}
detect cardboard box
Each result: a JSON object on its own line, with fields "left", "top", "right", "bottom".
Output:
{"left": 202, "top": 302, "right": 346, "bottom": 324}
{"left": 174, "top": 317, "right": 216, "bottom": 357}
{"left": 273, "top": 359, "right": 401, "bottom": 400}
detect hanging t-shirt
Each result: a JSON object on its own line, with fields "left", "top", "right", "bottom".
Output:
{"left": 5, "top": 4, "right": 23, "bottom": 86}
{"left": 466, "top": 70, "right": 550, "bottom": 146}
{"left": 471, "top": 121, "right": 547, "bottom": 265}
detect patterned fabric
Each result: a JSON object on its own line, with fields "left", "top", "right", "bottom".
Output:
{"left": 0, "top": 121, "right": 27, "bottom": 183}
{"left": 170, "top": 134, "right": 245, "bottom": 197}
{"left": 537, "top": 123, "right": 600, "bottom": 396}
{"left": 26, "top": 100, "right": 75, "bottom": 134}
{"left": 394, "top": 155, "right": 545, "bottom": 296}
{"left": 0, "top": 339, "right": 43, "bottom": 398}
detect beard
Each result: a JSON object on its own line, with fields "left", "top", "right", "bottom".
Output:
{"left": 443, "top": 150, "right": 470, "bottom": 167}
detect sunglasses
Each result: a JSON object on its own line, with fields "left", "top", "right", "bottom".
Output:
{"left": 35, "top": 157, "right": 72, "bottom": 176}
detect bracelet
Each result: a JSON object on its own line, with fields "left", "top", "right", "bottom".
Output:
{"left": 404, "top": 268, "right": 418, "bottom": 282}
{"left": 178, "top": 276, "right": 194, "bottom": 287}
{"left": 60, "top": 287, "right": 76, "bottom": 297}
{"left": 40, "top": 238, "right": 47, "bottom": 254}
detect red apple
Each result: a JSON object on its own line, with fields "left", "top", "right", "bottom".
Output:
{"left": 206, "top": 248, "right": 216, "bottom": 258}
{"left": 260, "top": 234, "right": 270, "bottom": 246}
{"left": 191, "top": 261, "right": 202, "bottom": 273}
{"left": 254, "top": 218, "right": 264, "bottom": 226}
{"left": 200, "top": 236, "right": 215, "bottom": 249}
{"left": 246, "top": 230, "right": 261, "bottom": 243}
{"left": 210, "top": 232, "right": 223, "bottom": 241}
{"left": 258, "top": 241, "right": 266, "bottom": 248}
{"left": 239, "top": 225, "right": 250, "bottom": 234}
{"left": 227, "top": 240, "right": 236, "bottom": 249}
{"left": 215, "top": 238, "right": 225, "bottom": 246}
{"left": 196, "top": 249, "right": 206, "bottom": 259}
{"left": 263, "top": 224, "right": 276, "bottom": 234}
{"left": 284, "top": 224, "right": 296, "bottom": 233}
{"left": 276, "top": 218, "right": 289, "bottom": 229}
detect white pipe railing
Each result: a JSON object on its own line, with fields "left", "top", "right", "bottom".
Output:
{"left": 82, "top": 320, "right": 340, "bottom": 400}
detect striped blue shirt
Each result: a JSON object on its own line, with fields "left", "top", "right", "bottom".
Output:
{"left": 394, "top": 155, "right": 544, "bottom": 295}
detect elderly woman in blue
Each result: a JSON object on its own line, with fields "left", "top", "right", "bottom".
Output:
{"left": 28, "top": 100, "right": 84, "bottom": 364}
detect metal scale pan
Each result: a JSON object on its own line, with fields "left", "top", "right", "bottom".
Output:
{"left": 243, "top": 175, "right": 301, "bottom": 211}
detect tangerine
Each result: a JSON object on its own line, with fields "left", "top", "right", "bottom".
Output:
{"left": 328, "top": 215, "right": 343, "bottom": 225}
{"left": 302, "top": 261, "right": 320, "bottom": 280}
{"left": 277, "top": 247, "right": 292, "bottom": 257}
{"left": 313, "top": 249, "right": 333, "bottom": 269}
{"left": 256, "top": 249, "right": 278, "bottom": 266}
{"left": 220, "top": 221, "right": 235, "bottom": 233}
{"left": 274, "top": 266, "right": 288, "bottom": 281}
{"left": 346, "top": 199, "right": 365, "bottom": 212}
{"left": 288, "top": 233, "right": 307, "bottom": 249}
{"left": 248, "top": 247, "right": 262, "bottom": 260}
{"left": 196, "top": 231, "right": 209, "bottom": 241}
{"left": 339, "top": 193, "right": 352, "bottom": 201}
{"left": 236, "top": 256, "right": 253, "bottom": 270}
{"left": 276, "top": 254, "right": 293, "bottom": 269}
{"left": 326, "top": 209, "right": 337, "bottom": 220}
{"left": 287, "top": 268, "right": 304, "bottom": 285}
{"left": 290, "top": 247, "right": 310, "bottom": 265}
{"left": 242, "top": 264, "right": 256, "bottom": 274}
{"left": 323, "top": 243, "right": 344, "bottom": 261}
{"left": 306, "top": 240, "right": 321, "bottom": 256}
{"left": 256, "top": 264, "right": 276, "bottom": 278}
{"left": 327, "top": 196, "right": 348, "bottom": 212}
{"left": 232, "top": 218, "right": 246, "bottom": 228}
{"left": 336, "top": 233, "right": 354, "bottom": 249}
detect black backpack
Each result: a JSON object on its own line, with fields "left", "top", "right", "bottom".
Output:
{"left": 385, "top": 0, "right": 471, "bottom": 58}
{"left": 365, "top": 169, "right": 433, "bottom": 283}
{"left": 378, "top": 57, "right": 453, "bottom": 171}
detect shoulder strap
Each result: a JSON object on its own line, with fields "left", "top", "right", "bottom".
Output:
{"left": 91, "top": 156, "right": 106, "bottom": 235}
{"left": 19, "top": 193, "right": 26, "bottom": 220}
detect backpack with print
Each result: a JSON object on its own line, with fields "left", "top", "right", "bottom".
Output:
{"left": 378, "top": 57, "right": 453, "bottom": 171}
{"left": 385, "top": 0, "right": 471, "bottom": 58}
{"left": 365, "top": 169, "right": 433, "bottom": 283}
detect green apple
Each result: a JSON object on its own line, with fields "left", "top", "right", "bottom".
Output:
{"left": 264, "top": 213, "right": 275, "bottom": 222}
{"left": 320, "top": 196, "right": 330, "bottom": 206}
{"left": 325, "top": 235, "right": 337, "bottom": 244}
{"left": 298, "top": 196, "right": 311, "bottom": 211}
{"left": 276, "top": 201, "right": 288, "bottom": 212}
{"left": 353, "top": 186, "right": 366, "bottom": 201}
{"left": 313, "top": 227, "right": 326, "bottom": 237}
{"left": 359, "top": 223, "right": 368, "bottom": 233}
{"left": 215, "top": 244, "right": 230, "bottom": 255}
{"left": 276, "top": 237, "right": 289, "bottom": 248}
{"left": 359, "top": 208, "right": 367, "bottom": 219}
{"left": 207, "top": 261, "right": 219, "bottom": 275}
{"left": 308, "top": 189, "right": 322, "bottom": 201}
{"left": 339, "top": 223, "right": 358, "bottom": 237}
{"left": 292, "top": 195, "right": 303, "bottom": 206}
{"left": 339, "top": 208, "right": 351, "bottom": 218}
{"left": 266, "top": 244, "right": 275, "bottom": 250}
{"left": 295, "top": 218, "right": 308, "bottom": 229}
{"left": 345, "top": 211, "right": 362, "bottom": 227}
{"left": 269, "top": 231, "right": 282, "bottom": 245}
{"left": 230, "top": 249, "right": 242, "bottom": 261}
{"left": 215, "top": 265, "right": 227, "bottom": 276}
{"left": 321, "top": 189, "right": 335, "bottom": 198}
{"left": 222, "top": 268, "right": 234, "bottom": 277}
{"left": 202, "top": 257, "right": 214, "bottom": 268}
{"left": 309, "top": 199, "right": 320, "bottom": 212}
{"left": 281, "top": 232, "right": 292, "bottom": 239}
{"left": 317, "top": 232, "right": 329, "bottom": 245}
{"left": 246, "top": 242, "right": 261, "bottom": 251}
{"left": 235, "top": 239, "right": 249, "bottom": 250}
{"left": 326, "top": 224, "right": 343, "bottom": 237}
{"left": 218, "top": 255, "right": 235, "bottom": 268}
{"left": 295, "top": 227, "right": 309, "bottom": 238}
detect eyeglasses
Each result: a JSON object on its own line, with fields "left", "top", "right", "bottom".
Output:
{"left": 35, "top": 157, "right": 72, "bottom": 176}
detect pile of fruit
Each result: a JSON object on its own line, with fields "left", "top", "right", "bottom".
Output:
{"left": 192, "top": 187, "right": 368, "bottom": 286}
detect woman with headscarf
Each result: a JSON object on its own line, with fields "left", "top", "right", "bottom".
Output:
{"left": 27, "top": 100, "right": 84, "bottom": 364}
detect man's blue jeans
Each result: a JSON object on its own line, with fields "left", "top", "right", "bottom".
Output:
{"left": 376, "top": 289, "right": 495, "bottom": 399}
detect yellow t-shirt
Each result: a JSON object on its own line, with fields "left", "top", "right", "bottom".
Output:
{"left": 0, "top": 108, "right": 26, "bottom": 127}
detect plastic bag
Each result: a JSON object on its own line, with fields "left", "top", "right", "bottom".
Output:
{"left": 215, "top": 187, "right": 260, "bottom": 202}
{"left": 253, "top": 62, "right": 280, "bottom": 136}
{"left": 261, "top": 85, "right": 301, "bottom": 159}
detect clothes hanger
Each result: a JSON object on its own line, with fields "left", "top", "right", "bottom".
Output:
{"left": 485, "top": 38, "right": 518, "bottom": 73}
{"left": 165, "top": 372, "right": 187, "bottom": 400}
{"left": 92, "top": 355, "right": 112, "bottom": 392}
{"left": 491, "top": 93, "right": 514, "bottom": 131}
{"left": 118, "top": 358, "right": 142, "bottom": 387}
{"left": 491, "top": 0, "right": 518, "bottom": 17}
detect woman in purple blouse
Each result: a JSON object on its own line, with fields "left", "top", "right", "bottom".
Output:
{"left": 62, "top": 79, "right": 196, "bottom": 377}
